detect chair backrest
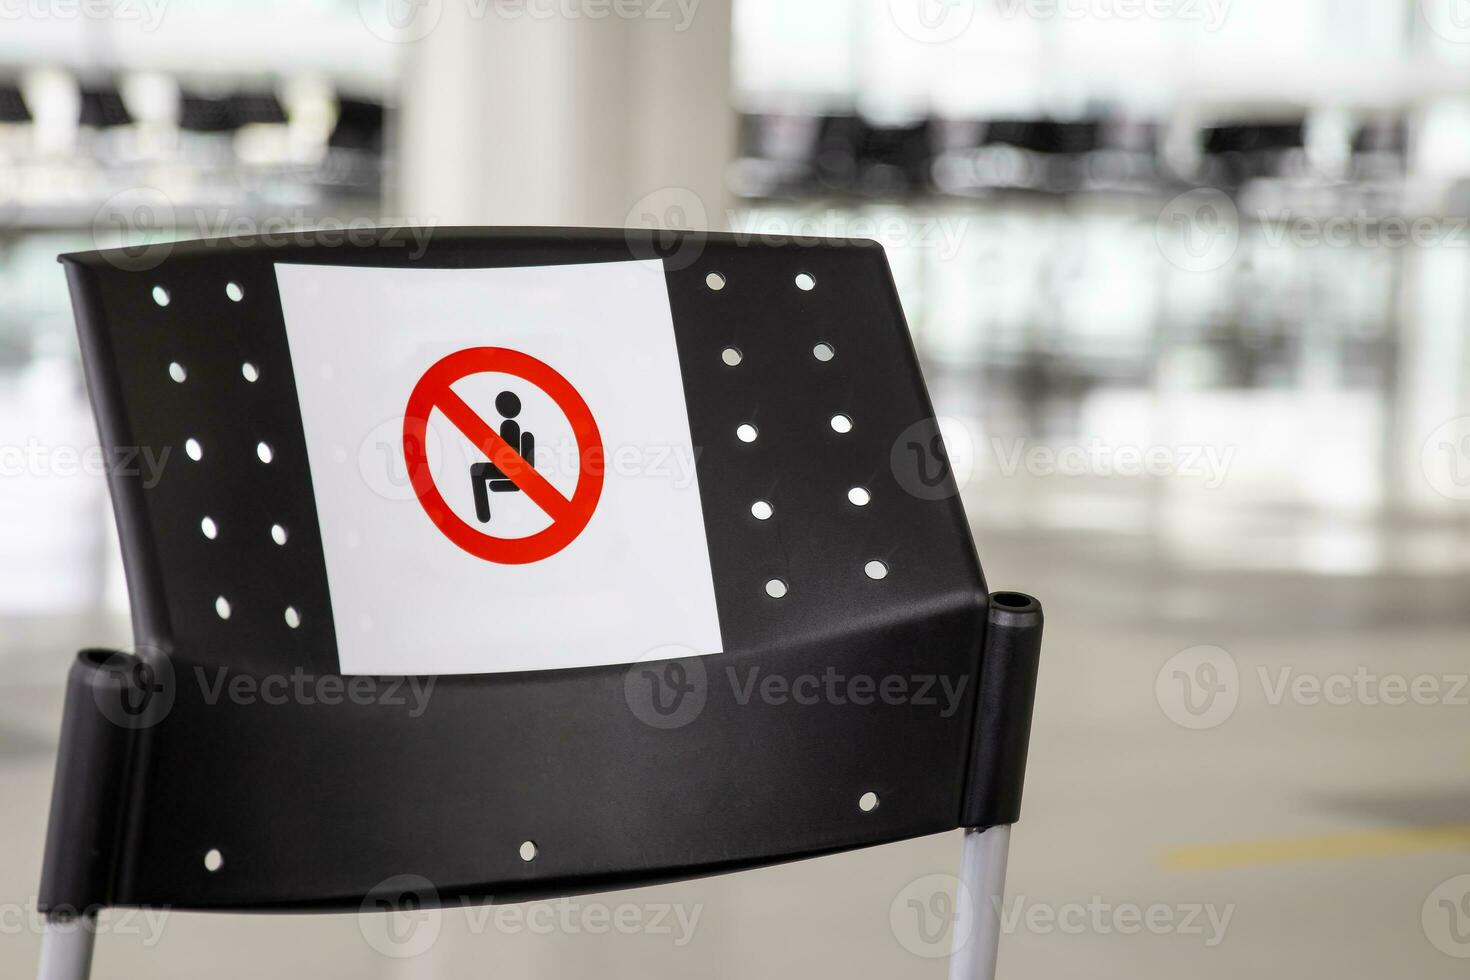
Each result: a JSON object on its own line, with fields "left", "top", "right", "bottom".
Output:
{"left": 41, "top": 228, "right": 1039, "bottom": 918}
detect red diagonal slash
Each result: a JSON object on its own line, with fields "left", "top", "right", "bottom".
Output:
{"left": 431, "top": 383, "right": 572, "bottom": 523}
{"left": 403, "top": 347, "right": 605, "bottom": 565}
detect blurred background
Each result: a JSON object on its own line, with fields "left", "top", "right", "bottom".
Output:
{"left": 4, "top": 0, "right": 1470, "bottom": 976}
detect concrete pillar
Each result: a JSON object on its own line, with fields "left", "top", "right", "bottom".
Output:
{"left": 397, "top": 0, "right": 735, "bottom": 231}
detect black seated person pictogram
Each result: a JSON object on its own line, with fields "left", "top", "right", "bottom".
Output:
{"left": 471, "top": 391, "right": 535, "bottom": 524}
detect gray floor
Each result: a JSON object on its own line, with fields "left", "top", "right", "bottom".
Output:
{"left": 4, "top": 492, "right": 1468, "bottom": 978}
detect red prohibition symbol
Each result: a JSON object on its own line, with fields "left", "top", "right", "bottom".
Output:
{"left": 402, "top": 347, "right": 604, "bottom": 565}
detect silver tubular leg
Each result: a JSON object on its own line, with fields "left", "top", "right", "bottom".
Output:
{"left": 947, "top": 825, "right": 1012, "bottom": 980}
{"left": 38, "top": 915, "right": 96, "bottom": 980}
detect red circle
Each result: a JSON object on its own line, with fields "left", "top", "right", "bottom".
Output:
{"left": 402, "top": 348, "right": 604, "bottom": 564}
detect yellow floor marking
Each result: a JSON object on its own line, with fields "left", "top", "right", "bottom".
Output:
{"left": 1161, "top": 825, "right": 1470, "bottom": 871}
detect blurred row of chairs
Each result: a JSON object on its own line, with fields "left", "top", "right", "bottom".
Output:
{"left": 736, "top": 112, "right": 1408, "bottom": 199}
{"left": 0, "top": 73, "right": 389, "bottom": 228}
{"left": 0, "top": 77, "right": 384, "bottom": 152}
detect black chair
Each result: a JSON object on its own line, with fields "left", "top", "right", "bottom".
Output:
{"left": 37, "top": 228, "right": 1042, "bottom": 979}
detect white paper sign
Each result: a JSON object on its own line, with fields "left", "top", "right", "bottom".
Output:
{"left": 275, "top": 260, "right": 723, "bottom": 675}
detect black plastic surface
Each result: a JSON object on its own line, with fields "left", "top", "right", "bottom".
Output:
{"left": 41, "top": 228, "right": 1039, "bottom": 914}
